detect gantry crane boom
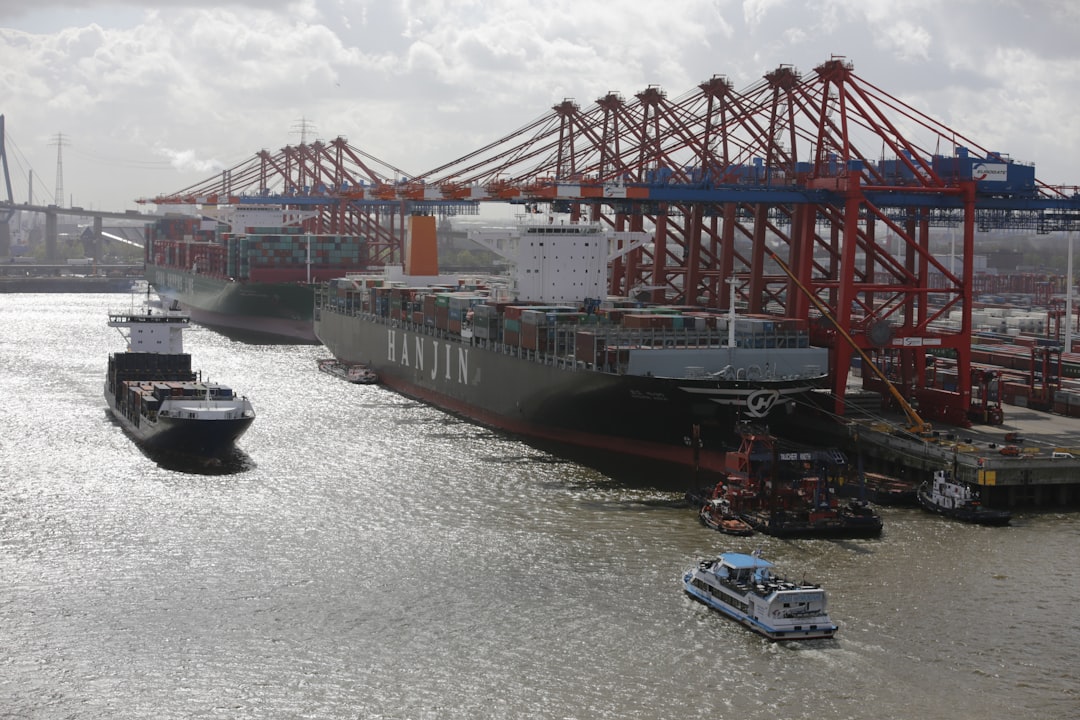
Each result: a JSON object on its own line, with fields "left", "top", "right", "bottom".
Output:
{"left": 764, "top": 248, "right": 934, "bottom": 438}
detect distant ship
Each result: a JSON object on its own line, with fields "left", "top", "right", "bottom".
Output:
{"left": 104, "top": 303, "right": 256, "bottom": 456}
{"left": 144, "top": 206, "right": 373, "bottom": 342}
{"left": 0, "top": 275, "right": 143, "bottom": 293}
{"left": 314, "top": 216, "right": 830, "bottom": 474}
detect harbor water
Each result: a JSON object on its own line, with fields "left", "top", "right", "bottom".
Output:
{"left": 1, "top": 294, "right": 1077, "bottom": 719}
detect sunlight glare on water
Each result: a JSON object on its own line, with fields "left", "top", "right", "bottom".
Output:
{"left": 0, "top": 294, "right": 1076, "bottom": 719}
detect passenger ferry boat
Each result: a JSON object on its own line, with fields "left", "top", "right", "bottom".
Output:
{"left": 682, "top": 551, "right": 837, "bottom": 640}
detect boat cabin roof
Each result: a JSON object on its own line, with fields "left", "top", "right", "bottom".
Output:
{"left": 720, "top": 552, "right": 774, "bottom": 570}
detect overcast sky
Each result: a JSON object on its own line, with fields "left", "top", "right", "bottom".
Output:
{"left": 1, "top": 0, "right": 1079, "bottom": 211}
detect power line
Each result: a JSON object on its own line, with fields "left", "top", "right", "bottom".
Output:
{"left": 66, "top": 145, "right": 175, "bottom": 169}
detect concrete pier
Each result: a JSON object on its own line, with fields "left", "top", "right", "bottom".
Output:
{"left": 798, "top": 396, "right": 1080, "bottom": 509}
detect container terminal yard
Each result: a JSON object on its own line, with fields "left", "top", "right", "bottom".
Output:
{"left": 5, "top": 57, "right": 1080, "bottom": 508}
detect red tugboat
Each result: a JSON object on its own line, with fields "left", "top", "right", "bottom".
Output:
{"left": 698, "top": 497, "right": 755, "bottom": 536}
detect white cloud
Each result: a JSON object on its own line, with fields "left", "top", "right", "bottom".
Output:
{"left": 1, "top": 0, "right": 1078, "bottom": 209}
{"left": 742, "top": 0, "right": 786, "bottom": 28}
{"left": 155, "top": 147, "right": 227, "bottom": 174}
{"left": 875, "top": 20, "right": 932, "bottom": 62}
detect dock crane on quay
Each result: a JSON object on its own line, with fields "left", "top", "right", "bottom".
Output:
{"left": 145, "top": 57, "right": 1080, "bottom": 428}
{"left": 765, "top": 246, "right": 934, "bottom": 439}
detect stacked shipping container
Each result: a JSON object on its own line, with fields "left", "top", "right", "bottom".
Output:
{"left": 321, "top": 276, "right": 819, "bottom": 376}
{"left": 147, "top": 229, "right": 369, "bottom": 284}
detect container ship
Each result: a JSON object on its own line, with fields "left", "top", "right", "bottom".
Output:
{"left": 313, "top": 216, "right": 830, "bottom": 474}
{"left": 105, "top": 303, "right": 256, "bottom": 456}
{"left": 144, "top": 206, "right": 372, "bottom": 342}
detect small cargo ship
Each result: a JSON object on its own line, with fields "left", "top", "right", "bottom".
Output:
{"left": 683, "top": 551, "right": 838, "bottom": 640}
{"left": 144, "top": 207, "right": 373, "bottom": 342}
{"left": 917, "top": 469, "right": 1011, "bottom": 525}
{"left": 314, "top": 217, "right": 830, "bottom": 474}
{"left": 317, "top": 358, "right": 378, "bottom": 384}
{"left": 104, "top": 304, "right": 256, "bottom": 456}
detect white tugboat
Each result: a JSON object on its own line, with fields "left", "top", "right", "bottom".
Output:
{"left": 683, "top": 551, "right": 837, "bottom": 640}
{"left": 104, "top": 303, "right": 255, "bottom": 456}
{"left": 917, "top": 469, "right": 1011, "bottom": 526}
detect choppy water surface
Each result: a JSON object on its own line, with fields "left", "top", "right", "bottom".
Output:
{"left": 1, "top": 294, "right": 1077, "bottom": 719}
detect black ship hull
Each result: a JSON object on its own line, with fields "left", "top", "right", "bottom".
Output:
{"left": 105, "top": 345, "right": 255, "bottom": 459}
{"left": 740, "top": 509, "right": 884, "bottom": 539}
{"left": 146, "top": 264, "right": 317, "bottom": 343}
{"left": 314, "top": 309, "right": 823, "bottom": 474}
{"left": 105, "top": 393, "right": 254, "bottom": 456}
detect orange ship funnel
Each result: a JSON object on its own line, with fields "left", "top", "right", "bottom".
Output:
{"left": 405, "top": 215, "right": 439, "bottom": 276}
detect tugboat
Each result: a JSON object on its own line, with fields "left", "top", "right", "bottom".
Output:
{"left": 917, "top": 469, "right": 1011, "bottom": 526}
{"left": 104, "top": 303, "right": 255, "bottom": 457}
{"left": 682, "top": 551, "right": 838, "bottom": 641}
{"left": 317, "top": 358, "right": 378, "bottom": 384}
{"left": 698, "top": 497, "right": 754, "bottom": 536}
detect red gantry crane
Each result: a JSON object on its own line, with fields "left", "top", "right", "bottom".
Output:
{"left": 147, "top": 57, "right": 1080, "bottom": 427}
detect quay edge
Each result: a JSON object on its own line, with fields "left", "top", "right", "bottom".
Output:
{"left": 791, "top": 397, "right": 1080, "bottom": 509}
